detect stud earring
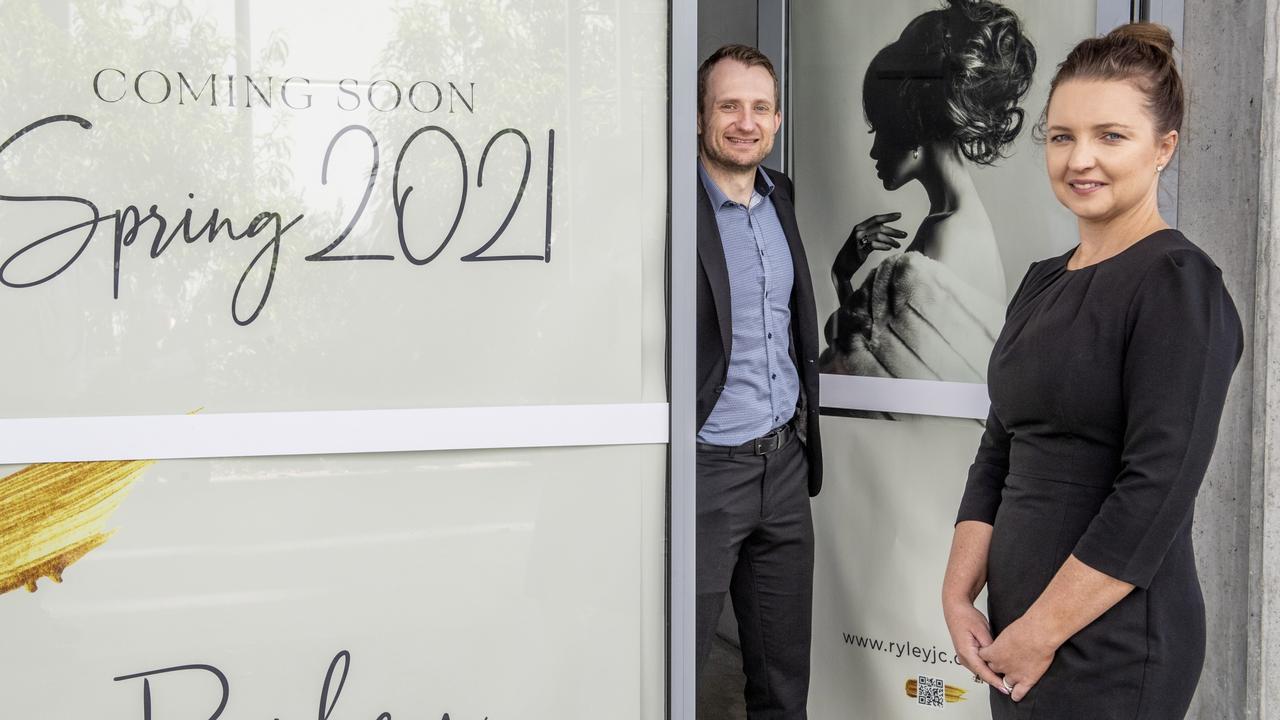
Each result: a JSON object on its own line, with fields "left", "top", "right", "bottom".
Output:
{"left": 1156, "top": 165, "right": 1165, "bottom": 173}
{"left": 912, "top": 147, "right": 920, "bottom": 160}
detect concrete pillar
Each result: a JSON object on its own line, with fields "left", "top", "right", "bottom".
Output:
{"left": 1248, "top": 2, "right": 1280, "bottom": 717}
{"left": 1179, "top": 0, "right": 1269, "bottom": 717}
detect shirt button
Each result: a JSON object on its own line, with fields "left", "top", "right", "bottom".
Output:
{"left": 771, "top": 373, "right": 777, "bottom": 379}
{"left": 768, "top": 333, "right": 772, "bottom": 339}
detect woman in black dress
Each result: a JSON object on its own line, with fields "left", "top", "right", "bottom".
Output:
{"left": 941, "top": 23, "right": 1243, "bottom": 720}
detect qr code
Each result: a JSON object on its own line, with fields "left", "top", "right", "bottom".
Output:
{"left": 917, "top": 675, "right": 945, "bottom": 709}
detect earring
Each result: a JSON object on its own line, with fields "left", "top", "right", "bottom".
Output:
{"left": 912, "top": 147, "right": 920, "bottom": 160}
{"left": 1156, "top": 165, "right": 1165, "bottom": 173}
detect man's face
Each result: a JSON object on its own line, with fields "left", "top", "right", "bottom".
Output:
{"left": 698, "top": 59, "right": 780, "bottom": 173}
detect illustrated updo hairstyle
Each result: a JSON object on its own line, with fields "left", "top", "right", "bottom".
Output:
{"left": 1042, "top": 23, "right": 1184, "bottom": 138}
{"left": 863, "top": 0, "right": 1036, "bottom": 166}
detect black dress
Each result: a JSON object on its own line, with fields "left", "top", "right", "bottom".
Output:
{"left": 956, "top": 230, "right": 1243, "bottom": 720}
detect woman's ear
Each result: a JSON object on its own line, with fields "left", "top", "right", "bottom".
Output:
{"left": 1157, "top": 130, "right": 1179, "bottom": 169}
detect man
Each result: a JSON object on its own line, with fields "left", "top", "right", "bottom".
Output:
{"left": 695, "top": 44, "right": 823, "bottom": 718}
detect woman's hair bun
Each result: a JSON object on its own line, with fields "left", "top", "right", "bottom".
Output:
{"left": 943, "top": 0, "right": 1037, "bottom": 164}
{"left": 1043, "top": 22, "right": 1184, "bottom": 136}
{"left": 862, "top": 0, "right": 1036, "bottom": 165}
{"left": 1106, "top": 22, "right": 1175, "bottom": 56}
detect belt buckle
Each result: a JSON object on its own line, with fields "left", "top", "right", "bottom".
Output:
{"left": 752, "top": 427, "right": 783, "bottom": 455}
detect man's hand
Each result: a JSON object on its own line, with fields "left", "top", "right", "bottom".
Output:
{"left": 978, "top": 616, "right": 1058, "bottom": 702}
{"left": 942, "top": 600, "right": 1007, "bottom": 695}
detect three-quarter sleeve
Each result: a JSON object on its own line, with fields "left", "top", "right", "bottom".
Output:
{"left": 956, "top": 406, "right": 1012, "bottom": 525}
{"left": 1071, "top": 250, "right": 1243, "bottom": 588}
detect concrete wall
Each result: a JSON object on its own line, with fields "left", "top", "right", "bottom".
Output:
{"left": 1247, "top": 1, "right": 1280, "bottom": 717}
{"left": 1180, "top": 0, "right": 1277, "bottom": 717}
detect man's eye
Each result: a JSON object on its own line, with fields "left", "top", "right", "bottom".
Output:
{"left": 1103, "top": 132, "right": 1125, "bottom": 141}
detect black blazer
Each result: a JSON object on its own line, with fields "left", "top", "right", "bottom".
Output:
{"left": 696, "top": 167, "right": 823, "bottom": 496}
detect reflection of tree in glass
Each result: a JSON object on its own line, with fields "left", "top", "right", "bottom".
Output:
{"left": 0, "top": 2, "right": 314, "bottom": 385}
{"left": 354, "top": 0, "right": 568, "bottom": 248}
{"left": 362, "top": 1, "right": 619, "bottom": 242}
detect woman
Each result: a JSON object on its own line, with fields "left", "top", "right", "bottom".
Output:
{"left": 942, "top": 23, "right": 1243, "bottom": 719}
{"left": 822, "top": 0, "right": 1035, "bottom": 382}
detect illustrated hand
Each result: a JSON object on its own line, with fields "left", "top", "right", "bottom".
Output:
{"left": 942, "top": 600, "right": 1008, "bottom": 696}
{"left": 848, "top": 212, "right": 905, "bottom": 262}
{"left": 832, "top": 212, "right": 905, "bottom": 302}
{"left": 978, "top": 617, "right": 1058, "bottom": 702}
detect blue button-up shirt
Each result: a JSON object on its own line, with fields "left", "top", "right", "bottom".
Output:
{"left": 698, "top": 161, "right": 799, "bottom": 445}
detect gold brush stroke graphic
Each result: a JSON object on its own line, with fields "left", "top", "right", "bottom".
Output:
{"left": 0, "top": 459, "right": 153, "bottom": 595}
{"left": 905, "top": 677, "right": 968, "bottom": 703}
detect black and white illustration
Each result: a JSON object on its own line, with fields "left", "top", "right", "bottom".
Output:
{"left": 796, "top": 0, "right": 1080, "bottom": 394}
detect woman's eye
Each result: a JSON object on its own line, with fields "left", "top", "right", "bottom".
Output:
{"left": 1049, "top": 134, "right": 1071, "bottom": 143}
{"left": 1102, "top": 132, "right": 1125, "bottom": 141}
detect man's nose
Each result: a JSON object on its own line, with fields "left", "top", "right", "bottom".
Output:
{"left": 731, "top": 109, "right": 757, "bottom": 131}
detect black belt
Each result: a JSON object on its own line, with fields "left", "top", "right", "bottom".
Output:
{"left": 697, "top": 421, "right": 795, "bottom": 457}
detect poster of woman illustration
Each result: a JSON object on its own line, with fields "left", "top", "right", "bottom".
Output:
{"left": 822, "top": 1, "right": 1035, "bottom": 383}
{"left": 791, "top": 1, "right": 1096, "bottom": 717}
{"left": 798, "top": 0, "right": 1085, "bottom": 400}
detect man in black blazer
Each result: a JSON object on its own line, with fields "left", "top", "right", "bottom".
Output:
{"left": 695, "top": 44, "right": 822, "bottom": 718}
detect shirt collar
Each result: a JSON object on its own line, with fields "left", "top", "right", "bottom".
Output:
{"left": 698, "top": 159, "right": 775, "bottom": 209}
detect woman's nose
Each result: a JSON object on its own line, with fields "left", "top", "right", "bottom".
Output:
{"left": 1067, "top": 142, "right": 1096, "bottom": 171}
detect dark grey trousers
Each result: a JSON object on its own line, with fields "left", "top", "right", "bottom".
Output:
{"left": 695, "top": 435, "right": 814, "bottom": 719}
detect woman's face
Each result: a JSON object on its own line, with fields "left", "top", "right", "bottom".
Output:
{"left": 1044, "top": 78, "right": 1177, "bottom": 225}
{"left": 868, "top": 123, "right": 924, "bottom": 191}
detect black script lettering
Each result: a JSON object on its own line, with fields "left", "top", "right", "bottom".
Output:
{"left": 113, "top": 664, "right": 230, "bottom": 720}
{"left": 0, "top": 116, "right": 101, "bottom": 289}
{"left": 462, "top": 128, "right": 538, "bottom": 262}
{"left": 282, "top": 76, "right": 313, "bottom": 110}
{"left": 103, "top": 197, "right": 301, "bottom": 322}
{"left": 408, "top": 81, "right": 442, "bottom": 113}
{"left": 307, "top": 125, "right": 391, "bottom": 261}
{"left": 232, "top": 211, "right": 300, "bottom": 326}
{"left": 318, "top": 650, "right": 351, "bottom": 720}
{"left": 179, "top": 72, "right": 218, "bottom": 106}
{"left": 93, "top": 68, "right": 127, "bottom": 103}
{"left": 448, "top": 82, "right": 475, "bottom": 114}
{"left": 337, "top": 78, "right": 361, "bottom": 111}
{"left": 135, "top": 70, "right": 172, "bottom": 105}
{"left": 544, "top": 128, "right": 555, "bottom": 262}
{"left": 2, "top": 114, "right": 302, "bottom": 323}
{"left": 393, "top": 125, "right": 468, "bottom": 265}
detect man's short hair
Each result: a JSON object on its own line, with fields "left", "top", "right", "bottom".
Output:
{"left": 697, "top": 44, "right": 780, "bottom": 115}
